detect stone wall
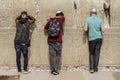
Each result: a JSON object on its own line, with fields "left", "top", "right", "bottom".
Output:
{"left": 0, "top": 0, "right": 120, "bottom": 67}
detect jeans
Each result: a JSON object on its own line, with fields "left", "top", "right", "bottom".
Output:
{"left": 14, "top": 42, "right": 28, "bottom": 72}
{"left": 88, "top": 38, "right": 102, "bottom": 70}
{"left": 48, "top": 42, "right": 62, "bottom": 70}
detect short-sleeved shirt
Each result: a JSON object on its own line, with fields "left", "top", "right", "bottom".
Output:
{"left": 44, "top": 16, "right": 65, "bottom": 43}
{"left": 85, "top": 16, "right": 103, "bottom": 41}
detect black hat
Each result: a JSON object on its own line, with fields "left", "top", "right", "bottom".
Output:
{"left": 21, "top": 11, "right": 27, "bottom": 14}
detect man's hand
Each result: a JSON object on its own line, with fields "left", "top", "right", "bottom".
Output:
{"left": 84, "top": 24, "right": 88, "bottom": 32}
{"left": 101, "top": 26, "right": 105, "bottom": 33}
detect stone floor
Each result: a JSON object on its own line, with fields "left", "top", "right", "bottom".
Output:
{"left": 0, "top": 68, "right": 120, "bottom": 80}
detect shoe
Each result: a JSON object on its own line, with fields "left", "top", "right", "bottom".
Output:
{"left": 52, "top": 71, "right": 59, "bottom": 75}
{"left": 89, "top": 69, "right": 94, "bottom": 73}
{"left": 23, "top": 70, "right": 31, "bottom": 74}
{"left": 94, "top": 68, "right": 98, "bottom": 72}
{"left": 51, "top": 68, "right": 59, "bottom": 75}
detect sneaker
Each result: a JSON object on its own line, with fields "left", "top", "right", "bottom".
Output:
{"left": 51, "top": 70, "right": 54, "bottom": 74}
{"left": 51, "top": 68, "right": 59, "bottom": 75}
{"left": 89, "top": 69, "right": 94, "bottom": 73}
{"left": 94, "top": 68, "right": 98, "bottom": 72}
{"left": 52, "top": 71, "right": 59, "bottom": 75}
{"left": 23, "top": 70, "right": 31, "bottom": 74}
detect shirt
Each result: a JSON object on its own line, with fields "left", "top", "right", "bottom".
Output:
{"left": 44, "top": 16, "right": 65, "bottom": 42}
{"left": 85, "top": 16, "right": 103, "bottom": 41}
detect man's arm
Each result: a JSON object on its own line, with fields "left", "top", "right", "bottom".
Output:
{"left": 100, "top": 20, "right": 105, "bottom": 32}
{"left": 28, "top": 16, "right": 36, "bottom": 38}
{"left": 101, "top": 26, "right": 105, "bottom": 32}
{"left": 84, "top": 24, "right": 88, "bottom": 32}
{"left": 44, "top": 28, "right": 48, "bottom": 35}
{"left": 44, "top": 20, "right": 50, "bottom": 35}
{"left": 84, "top": 19, "right": 88, "bottom": 32}
{"left": 15, "top": 16, "right": 21, "bottom": 23}
{"left": 28, "top": 15, "right": 35, "bottom": 23}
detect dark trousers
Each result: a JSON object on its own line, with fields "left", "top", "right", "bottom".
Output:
{"left": 88, "top": 38, "right": 102, "bottom": 70}
{"left": 15, "top": 43, "right": 28, "bottom": 72}
{"left": 48, "top": 42, "right": 62, "bottom": 70}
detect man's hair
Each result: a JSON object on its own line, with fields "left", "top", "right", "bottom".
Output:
{"left": 21, "top": 11, "right": 27, "bottom": 15}
{"left": 90, "top": 12, "right": 97, "bottom": 16}
{"left": 56, "top": 12, "right": 64, "bottom": 16}
{"left": 20, "top": 11, "right": 29, "bottom": 19}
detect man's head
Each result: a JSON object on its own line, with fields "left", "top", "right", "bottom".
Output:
{"left": 19, "top": 11, "right": 29, "bottom": 24}
{"left": 90, "top": 8, "right": 97, "bottom": 16}
{"left": 21, "top": 11, "right": 28, "bottom": 19}
{"left": 56, "top": 11, "right": 64, "bottom": 17}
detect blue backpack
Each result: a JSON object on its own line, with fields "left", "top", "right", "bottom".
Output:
{"left": 48, "top": 18, "right": 60, "bottom": 37}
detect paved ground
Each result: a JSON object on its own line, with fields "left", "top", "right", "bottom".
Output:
{"left": 0, "top": 68, "right": 120, "bottom": 80}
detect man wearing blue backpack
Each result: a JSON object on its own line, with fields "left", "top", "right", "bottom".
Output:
{"left": 44, "top": 11, "right": 65, "bottom": 75}
{"left": 84, "top": 8, "right": 104, "bottom": 73}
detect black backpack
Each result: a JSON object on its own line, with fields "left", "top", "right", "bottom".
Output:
{"left": 48, "top": 18, "right": 60, "bottom": 37}
{"left": 15, "top": 21, "right": 30, "bottom": 44}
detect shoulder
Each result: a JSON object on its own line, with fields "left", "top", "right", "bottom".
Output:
{"left": 85, "top": 17, "right": 91, "bottom": 22}
{"left": 57, "top": 16, "right": 65, "bottom": 20}
{"left": 96, "top": 17, "right": 103, "bottom": 25}
{"left": 62, "top": 16, "right": 65, "bottom": 19}
{"left": 59, "top": 16, "right": 65, "bottom": 21}
{"left": 97, "top": 17, "right": 103, "bottom": 21}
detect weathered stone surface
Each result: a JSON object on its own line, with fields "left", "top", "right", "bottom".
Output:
{"left": 0, "top": 0, "right": 120, "bottom": 67}
{"left": 111, "top": 0, "right": 120, "bottom": 27}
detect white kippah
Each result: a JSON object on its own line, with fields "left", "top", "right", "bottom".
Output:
{"left": 91, "top": 8, "right": 97, "bottom": 12}
{"left": 56, "top": 11, "right": 62, "bottom": 14}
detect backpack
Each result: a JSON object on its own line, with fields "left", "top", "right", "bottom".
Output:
{"left": 15, "top": 21, "right": 30, "bottom": 44}
{"left": 48, "top": 18, "right": 60, "bottom": 37}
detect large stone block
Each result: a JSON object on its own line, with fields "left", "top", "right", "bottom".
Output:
{"left": 0, "top": 28, "right": 120, "bottom": 67}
